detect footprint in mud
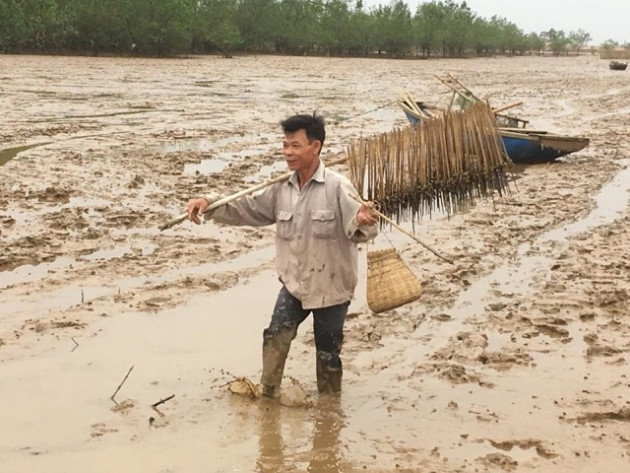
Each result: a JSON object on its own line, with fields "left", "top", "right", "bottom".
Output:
{"left": 487, "top": 439, "right": 558, "bottom": 459}
{"left": 0, "top": 215, "right": 15, "bottom": 228}
{"left": 104, "top": 211, "right": 144, "bottom": 228}
{"left": 111, "top": 399, "right": 135, "bottom": 415}
{"left": 478, "top": 452, "right": 518, "bottom": 471}
{"left": 139, "top": 296, "right": 173, "bottom": 311}
{"left": 574, "top": 407, "right": 630, "bottom": 423}
{"left": 90, "top": 422, "right": 118, "bottom": 438}
{"left": 42, "top": 208, "right": 90, "bottom": 231}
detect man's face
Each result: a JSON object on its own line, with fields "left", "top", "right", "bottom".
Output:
{"left": 282, "top": 129, "right": 320, "bottom": 173}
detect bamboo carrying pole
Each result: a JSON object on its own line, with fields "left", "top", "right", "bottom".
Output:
{"left": 159, "top": 156, "right": 455, "bottom": 264}
{"left": 158, "top": 156, "right": 348, "bottom": 231}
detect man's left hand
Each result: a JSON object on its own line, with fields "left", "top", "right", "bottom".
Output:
{"left": 356, "top": 203, "right": 379, "bottom": 226}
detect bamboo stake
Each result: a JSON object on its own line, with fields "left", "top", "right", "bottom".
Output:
{"left": 492, "top": 101, "right": 523, "bottom": 114}
{"left": 111, "top": 365, "right": 134, "bottom": 405}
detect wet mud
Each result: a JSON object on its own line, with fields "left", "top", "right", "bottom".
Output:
{"left": 1, "top": 54, "right": 629, "bottom": 472}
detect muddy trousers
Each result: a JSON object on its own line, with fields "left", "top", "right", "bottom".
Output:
{"left": 261, "top": 286, "right": 348, "bottom": 394}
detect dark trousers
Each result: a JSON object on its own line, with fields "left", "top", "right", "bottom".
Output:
{"left": 261, "top": 286, "right": 348, "bottom": 393}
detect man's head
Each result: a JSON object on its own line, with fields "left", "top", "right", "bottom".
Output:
{"left": 280, "top": 113, "right": 326, "bottom": 174}
{"left": 280, "top": 113, "right": 325, "bottom": 155}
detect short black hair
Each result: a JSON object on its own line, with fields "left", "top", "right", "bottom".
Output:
{"left": 280, "top": 113, "right": 325, "bottom": 151}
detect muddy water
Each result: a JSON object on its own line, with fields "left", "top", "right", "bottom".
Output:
{"left": 1, "top": 54, "right": 630, "bottom": 472}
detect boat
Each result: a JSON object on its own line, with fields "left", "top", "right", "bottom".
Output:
{"left": 609, "top": 60, "right": 628, "bottom": 71}
{"left": 401, "top": 106, "right": 589, "bottom": 164}
{"left": 499, "top": 129, "right": 590, "bottom": 164}
{"left": 399, "top": 75, "right": 589, "bottom": 165}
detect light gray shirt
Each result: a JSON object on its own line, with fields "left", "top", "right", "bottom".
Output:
{"left": 207, "top": 161, "right": 378, "bottom": 309}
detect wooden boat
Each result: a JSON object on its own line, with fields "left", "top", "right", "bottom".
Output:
{"left": 500, "top": 129, "right": 590, "bottom": 164}
{"left": 401, "top": 106, "right": 589, "bottom": 164}
{"left": 609, "top": 61, "right": 628, "bottom": 71}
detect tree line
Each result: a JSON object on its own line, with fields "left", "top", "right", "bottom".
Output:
{"left": 0, "top": 0, "right": 600, "bottom": 58}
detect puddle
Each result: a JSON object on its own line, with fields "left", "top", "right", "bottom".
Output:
{"left": 0, "top": 242, "right": 276, "bottom": 317}
{"left": 64, "top": 196, "right": 113, "bottom": 209}
{"left": 79, "top": 247, "right": 133, "bottom": 261}
{"left": 542, "top": 160, "right": 630, "bottom": 241}
{"left": 0, "top": 142, "right": 52, "bottom": 166}
{"left": 454, "top": 439, "right": 542, "bottom": 464}
{"left": 450, "top": 248, "right": 553, "bottom": 320}
{"left": 184, "top": 158, "right": 229, "bottom": 175}
{"left": 0, "top": 257, "right": 77, "bottom": 289}
{"left": 183, "top": 148, "right": 278, "bottom": 176}
{"left": 244, "top": 159, "right": 287, "bottom": 182}
{"left": 0, "top": 132, "right": 136, "bottom": 167}
{"left": 448, "top": 160, "right": 630, "bottom": 320}
{"left": 485, "top": 332, "right": 512, "bottom": 352}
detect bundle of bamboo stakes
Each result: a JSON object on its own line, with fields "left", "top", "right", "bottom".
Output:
{"left": 346, "top": 101, "right": 511, "bottom": 222}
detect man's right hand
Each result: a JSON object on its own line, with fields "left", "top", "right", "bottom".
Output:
{"left": 187, "top": 197, "right": 210, "bottom": 225}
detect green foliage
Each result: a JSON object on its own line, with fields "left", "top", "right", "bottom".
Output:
{"left": 601, "top": 39, "right": 619, "bottom": 50}
{"left": 545, "top": 29, "right": 571, "bottom": 56}
{"left": 413, "top": 1, "right": 446, "bottom": 57}
{"left": 373, "top": 1, "right": 413, "bottom": 56}
{"left": 568, "top": 29, "right": 591, "bottom": 53}
{"left": 0, "top": 0, "right": 615, "bottom": 58}
{"left": 274, "top": 0, "right": 323, "bottom": 54}
{"left": 235, "top": 0, "right": 280, "bottom": 52}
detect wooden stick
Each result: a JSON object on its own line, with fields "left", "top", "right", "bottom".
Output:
{"left": 447, "top": 90, "right": 456, "bottom": 112}
{"left": 151, "top": 394, "right": 175, "bottom": 408}
{"left": 111, "top": 365, "right": 134, "bottom": 404}
{"left": 349, "top": 194, "right": 454, "bottom": 265}
{"left": 159, "top": 156, "right": 349, "bottom": 231}
{"left": 492, "top": 101, "right": 523, "bottom": 114}
{"left": 435, "top": 74, "right": 478, "bottom": 104}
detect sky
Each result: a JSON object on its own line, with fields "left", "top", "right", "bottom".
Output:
{"left": 361, "top": 0, "right": 629, "bottom": 45}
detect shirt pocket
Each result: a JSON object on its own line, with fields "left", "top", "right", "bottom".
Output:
{"left": 276, "top": 210, "right": 294, "bottom": 240}
{"left": 311, "top": 209, "right": 337, "bottom": 239}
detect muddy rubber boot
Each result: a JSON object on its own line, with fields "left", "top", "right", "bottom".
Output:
{"left": 316, "top": 359, "right": 342, "bottom": 394}
{"left": 261, "top": 329, "right": 293, "bottom": 395}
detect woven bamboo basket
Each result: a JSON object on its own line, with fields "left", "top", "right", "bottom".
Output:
{"left": 366, "top": 248, "right": 422, "bottom": 313}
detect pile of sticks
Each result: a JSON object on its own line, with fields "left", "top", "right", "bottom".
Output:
{"left": 346, "top": 101, "right": 511, "bottom": 222}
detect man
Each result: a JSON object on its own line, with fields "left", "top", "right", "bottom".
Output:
{"left": 187, "top": 113, "right": 378, "bottom": 396}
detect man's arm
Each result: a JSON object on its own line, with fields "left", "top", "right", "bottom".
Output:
{"left": 187, "top": 185, "right": 277, "bottom": 227}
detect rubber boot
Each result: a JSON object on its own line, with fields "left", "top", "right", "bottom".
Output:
{"left": 261, "top": 329, "right": 294, "bottom": 396}
{"left": 316, "top": 358, "right": 343, "bottom": 394}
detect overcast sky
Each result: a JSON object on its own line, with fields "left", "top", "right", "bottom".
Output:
{"left": 360, "top": 0, "right": 628, "bottom": 45}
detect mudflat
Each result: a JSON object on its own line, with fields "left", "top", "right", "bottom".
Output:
{"left": 1, "top": 53, "right": 628, "bottom": 472}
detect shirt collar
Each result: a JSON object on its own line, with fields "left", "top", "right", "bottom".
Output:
{"left": 288, "top": 159, "right": 326, "bottom": 188}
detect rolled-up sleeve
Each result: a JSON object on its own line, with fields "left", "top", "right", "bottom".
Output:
{"left": 208, "top": 185, "right": 277, "bottom": 227}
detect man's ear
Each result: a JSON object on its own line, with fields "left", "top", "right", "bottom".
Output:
{"left": 312, "top": 140, "right": 322, "bottom": 154}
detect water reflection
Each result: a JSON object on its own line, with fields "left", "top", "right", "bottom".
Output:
{"left": 256, "top": 396, "right": 345, "bottom": 473}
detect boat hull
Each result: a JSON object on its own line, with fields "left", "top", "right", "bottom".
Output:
{"left": 403, "top": 111, "right": 589, "bottom": 164}
{"left": 501, "top": 131, "right": 590, "bottom": 164}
